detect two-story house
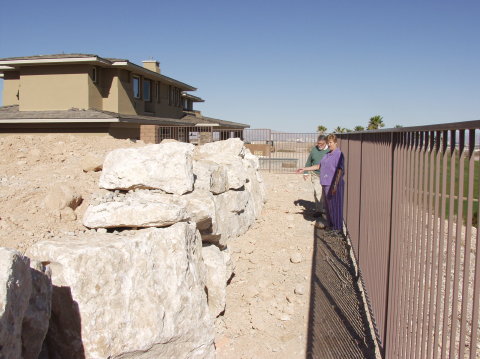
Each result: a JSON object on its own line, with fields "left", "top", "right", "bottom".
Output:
{"left": 0, "top": 54, "right": 248, "bottom": 143}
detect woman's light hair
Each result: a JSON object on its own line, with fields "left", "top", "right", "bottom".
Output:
{"left": 327, "top": 134, "right": 337, "bottom": 143}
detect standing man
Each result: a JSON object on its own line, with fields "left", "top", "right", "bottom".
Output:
{"left": 303, "top": 135, "right": 329, "bottom": 216}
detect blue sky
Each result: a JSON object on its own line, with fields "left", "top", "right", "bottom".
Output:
{"left": 0, "top": 0, "right": 478, "bottom": 132}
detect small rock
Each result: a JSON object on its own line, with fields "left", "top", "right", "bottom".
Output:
{"left": 43, "top": 184, "right": 82, "bottom": 211}
{"left": 315, "top": 220, "right": 326, "bottom": 229}
{"left": 279, "top": 314, "right": 291, "bottom": 321}
{"left": 81, "top": 153, "right": 103, "bottom": 172}
{"left": 290, "top": 252, "right": 302, "bottom": 263}
{"left": 294, "top": 285, "right": 306, "bottom": 295}
{"left": 96, "top": 228, "right": 107, "bottom": 234}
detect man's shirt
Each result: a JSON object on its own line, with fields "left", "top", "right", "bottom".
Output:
{"left": 305, "top": 145, "right": 329, "bottom": 174}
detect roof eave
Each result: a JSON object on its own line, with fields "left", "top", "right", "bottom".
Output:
{"left": 0, "top": 56, "right": 112, "bottom": 68}
{"left": 182, "top": 93, "right": 205, "bottom": 102}
{"left": 0, "top": 118, "right": 119, "bottom": 124}
{"left": 111, "top": 61, "right": 197, "bottom": 91}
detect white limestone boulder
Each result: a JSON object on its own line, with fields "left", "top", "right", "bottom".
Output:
{"left": 0, "top": 248, "right": 52, "bottom": 359}
{"left": 22, "top": 261, "right": 52, "bottom": 359}
{"left": 193, "top": 159, "right": 229, "bottom": 194}
{"left": 0, "top": 248, "right": 32, "bottom": 358}
{"left": 201, "top": 245, "right": 234, "bottom": 318}
{"left": 83, "top": 190, "right": 189, "bottom": 228}
{"left": 99, "top": 142, "right": 195, "bottom": 195}
{"left": 194, "top": 139, "right": 247, "bottom": 190}
{"left": 182, "top": 190, "right": 217, "bottom": 231}
{"left": 202, "top": 189, "right": 256, "bottom": 247}
{"left": 219, "top": 158, "right": 248, "bottom": 190}
{"left": 26, "top": 223, "right": 215, "bottom": 359}
{"left": 83, "top": 190, "right": 216, "bottom": 230}
{"left": 195, "top": 138, "right": 245, "bottom": 158}
{"left": 243, "top": 150, "right": 266, "bottom": 217}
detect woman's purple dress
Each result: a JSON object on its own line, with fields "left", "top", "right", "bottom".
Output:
{"left": 319, "top": 148, "right": 345, "bottom": 231}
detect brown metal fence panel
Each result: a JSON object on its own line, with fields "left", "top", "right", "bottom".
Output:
{"left": 338, "top": 123, "right": 480, "bottom": 359}
{"left": 342, "top": 134, "right": 363, "bottom": 256}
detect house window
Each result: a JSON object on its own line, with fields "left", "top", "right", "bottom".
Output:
{"left": 156, "top": 82, "right": 160, "bottom": 103}
{"left": 92, "top": 67, "right": 98, "bottom": 83}
{"left": 143, "top": 79, "right": 151, "bottom": 102}
{"left": 133, "top": 76, "right": 140, "bottom": 99}
{"left": 168, "top": 85, "right": 173, "bottom": 105}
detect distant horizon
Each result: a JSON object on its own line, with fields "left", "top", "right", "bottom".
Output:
{"left": 1, "top": 0, "right": 478, "bottom": 132}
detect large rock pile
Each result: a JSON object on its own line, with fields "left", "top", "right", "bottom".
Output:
{"left": 83, "top": 139, "right": 266, "bottom": 248}
{"left": 27, "top": 223, "right": 214, "bottom": 359}
{"left": 1, "top": 139, "right": 265, "bottom": 359}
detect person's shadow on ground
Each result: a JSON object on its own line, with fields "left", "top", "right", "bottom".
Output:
{"left": 293, "top": 199, "right": 318, "bottom": 221}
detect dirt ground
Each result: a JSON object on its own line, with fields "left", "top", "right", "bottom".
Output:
{"left": 0, "top": 134, "right": 318, "bottom": 358}
{"left": 0, "top": 134, "right": 145, "bottom": 253}
{"left": 215, "top": 173, "right": 318, "bottom": 358}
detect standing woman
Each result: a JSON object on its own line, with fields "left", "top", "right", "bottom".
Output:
{"left": 296, "top": 134, "right": 345, "bottom": 232}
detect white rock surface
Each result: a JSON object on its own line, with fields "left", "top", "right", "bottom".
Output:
{"left": 182, "top": 190, "right": 216, "bottom": 231}
{"left": 83, "top": 190, "right": 216, "bottom": 230}
{"left": 83, "top": 190, "right": 189, "bottom": 228}
{"left": 0, "top": 248, "right": 32, "bottom": 358}
{"left": 0, "top": 248, "right": 51, "bottom": 359}
{"left": 99, "top": 142, "right": 195, "bottom": 195}
{"left": 194, "top": 139, "right": 247, "bottom": 190}
{"left": 243, "top": 150, "right": 267, "bottom": 217}
{"left": 194, "top": 138, "right": 245, "bottom": 158}
{"left": 202, "top": 245, "right": 234, "bottom": 318}
{"left": 26, "top": 223, "right": 215, "bottom": 359}
{"left": 205, "top": 189, "right": 256, "bottom": 246}
{"left": 22, "top": 261, "right": 52, "bottom": 359}
{"left": 193, "top": 160, "right": 229, "bottom": 194}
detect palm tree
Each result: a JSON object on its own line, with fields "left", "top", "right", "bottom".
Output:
{"left": 333, "top": 126, "right": 346, "bottom": 133}
{"left": 354, "top": 125, "right": 365, "bottom": 131}
{"left": 394, "top": 124, "right": 403, "bottom": 128}
{"left": 317, "top": 125, "right": 327, "bottom": 134}
{"left": 367, "top": 115, "right": 385, "bottom": 130}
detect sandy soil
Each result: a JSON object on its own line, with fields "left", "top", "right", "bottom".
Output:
{"left": 215, "top": 173, "right": 317, "bottom": 358}
{"left": 0, "top": 134, "right": 144, "bottom": 252}
{"left": 0, "top": 134, "right": 317, "bottom": 358}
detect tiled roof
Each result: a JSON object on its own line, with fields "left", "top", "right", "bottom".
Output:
{"left": 0, "top": 54, "right": 129, "bottom": 63}
{"left": 0, "top": 54, "right": 196, "bottom": 91}
{"left": 0, "top": 54, "right": 101, "bottom": 61}
{"left": 0, "top": 105, "right": 114, "bottom": 119}
{"left": 0, "top": 105, "right": 193, "bottom": 126}
{"left": 182, "top": 113, "right": 249, "bottom": 129}
{"left": 182, "top": 93, "right": 204, "bottom": 102}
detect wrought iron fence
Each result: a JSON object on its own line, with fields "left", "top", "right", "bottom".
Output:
{"left": 243, "top": 129, "right": 318, "bottom": 172}
{"left": 337, "top": 123, "right": 480, "bottom": 359}
{"left": 157, "top": 126, "right": 243, "bottom": 145}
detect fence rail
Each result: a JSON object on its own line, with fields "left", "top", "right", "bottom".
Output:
{"left": 338, "top": 124, "right": 480, "bottom": 359}
{"left": 243, "top": 129, "right": 318, "bottom": 172}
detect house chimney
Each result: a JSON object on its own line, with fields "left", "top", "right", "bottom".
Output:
{"left": 142, "top": 60, "right": 160, "bottom": 73}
